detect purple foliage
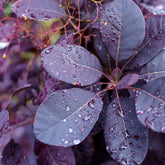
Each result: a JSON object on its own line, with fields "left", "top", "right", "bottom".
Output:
{"left": 99, "top": 0, "right": 145, "bottom": 61}
{"left": 34, "top": 88, "right": 103, "bottom": 146}
{"left": 11, "top": 0, "right": 66, "bottom": 21}
{"left": 0, "top": 0, "right": 165, "bottom": 164}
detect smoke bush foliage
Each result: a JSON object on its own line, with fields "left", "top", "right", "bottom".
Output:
{"left": 0, "top": 0, "right": 165, "bottom": 164}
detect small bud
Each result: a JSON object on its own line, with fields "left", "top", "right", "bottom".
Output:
{"left": 73, "top": 82, "right": 76, "bottom": 86}
{"left": 3, "top": 53, "right": 7, "bottom": 59}
{"left": 86, "top": 19, "right": 91, "bottom": 23}
{"left": 22, "top": 14, "right": 27, "bottom": 20}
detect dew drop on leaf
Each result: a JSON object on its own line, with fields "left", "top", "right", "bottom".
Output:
{"left": 56, "top": 72, "right": 59, "bottom": 76}
{"left": 83, "top": 115, "right": 91, "bottom": 121}
{"left": 88, "top": 100, "right": 95, "bottom": 109}
{"left": 45, "top": 46, "right": 53, "bottom": 54}
{"left": 69, "top": 128, "right": 73, "bottom": 133}
{"left": 65, "top": 105, "right": 70, "bottom": 111}
{"left": 73, "top": 139, "right": 80, "bottom": 145}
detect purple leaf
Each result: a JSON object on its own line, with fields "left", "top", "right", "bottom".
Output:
{"left": 34, "top": 88, "right": 103, "bottom": 146}
{"left": 135, "top": 78, "right": 165, "bottom": 133}
{"left": 0, "top": 110, "right": 9, "bottom": 144}
{"left": 34, "top": 141, "right": 76, "bottom": 165}
{"left": 1, "top": 139, "right": 28, "bottom": 165}
{"left": 104, "top": 98, "right": 148, "bottom": 165}
{"left": 99, "top": 0, "right": 145, "bottom": 61}
{"left": 116, "top": 73, "right": 140, "bottom": 90}
{"left": 140, "top": 49, "right": 165, "bottom": 82}
{"left": 41, "top": 44, "right": 103, "bottom": 86}
{"left": 92, "top": 30, "right": 109, "bottom": 66}
{"left": 72, "top": 135, "right": 94, "bottom": 165}
{"left": 11, "top": 0, "right": 66, "bottom": 21}
{"left": 128, "top": 16, "right": 165, "bottom": 69}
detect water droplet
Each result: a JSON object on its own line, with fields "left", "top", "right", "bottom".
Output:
{"left": 109, "top": 125, "right": 115, "bottom": 132}
{"left": 65, "top": 105, "right": 70, "bottom": 111}
{"left": 136, "top": 109, "right": 144, "bottom": 115}
{"left": 120, "top": 159, "right": 128, "bottom": 165}
{"left": 88, "top": 99, "right": 95, "bottom": 109}
{"left": 56, "top": 72, "right": 59, "bottom": 76}
{"left": 106, "top": 146, "right": 109, "bottom": 150}
{"left": 45, "top": 46, "right": 53, "bottom": 54}
{"left": 64, "top": 140, "right": 68, "bottom": 144}
{"left": 161, "top": 126, "right": 165, "bottom": 132}
{"left": 120, "top": 142, "right": 128, "bottom": 150}
{"left": 63, "top": 119, "right": 66, "bottom": 122}
{"left": 63, "top": 70, "right": 67, "bottom": 73}
{"left": 146, "top": 107, "right": 152, "bottom": 112}
{"left": 112, "top": 103, "right": 117, "bottom": 107}
{"left": 155, "top": 90, "right": 160, "bottom": 95}
{"left": 69, "top": 128, "right": 73, "bottom": 133}
{"left": 83, "top": 115, "right": 91, "bottom": 121}
{"left": 67, "top": 46, "right": 72, "bottom": 51}
{"left": 73, "top": 64, "right": 77, "bottom": 68}
{"left": 73, "top": 139, "right": 80, "bottom": 145}
{"left": 112, "top": 38, "right": 115, "bottom": 42}
{"left": 111, "top": 149, "right": 117, "bottom": 154}
{"left": 62, "top": 89, "right": 67, "bottom": 93}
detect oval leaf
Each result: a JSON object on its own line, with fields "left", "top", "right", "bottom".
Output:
{"left": 12, "top": 0, "right": 66, "bottom": 21}
{"left": 99, "top": 0, "right": 145, "bottom": 61}
{"left": 41, "top": 44, "right": 103, "bottom": 86}
{"left": 136, "top": 78, "right": 165, "bottom": 133}
{"left": 116, "top": 73, "right": 140, "bottom": 90}
{"left": 1, "top": 139, "right": 28, "bottom": 165}
{"left": 104, "top": 98, "right": 148, "bottom": 165}
{"left": 34, "top": 88, "right": 103, "bottom": 146}
{"left": 34, "top": 141, "right": 76, "bottom": 165}
{"left": 128, "top": 16, "right": 165, "bottom": 69}
{"left": 140, "top": 49, "right": 165, "bottom": 82}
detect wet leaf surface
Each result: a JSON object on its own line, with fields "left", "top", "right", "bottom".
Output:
{"left": 128, "top": 16, "right": 165, "bottom": 69}
{"left": 12, "top": 0, "right": 66, "bottom": 21}
{"left": 135, "top": 78, "right": 165, "bottom": 133}
{"left": 104, "top": 98, "right": 148, "bottom": 165}
{"left": 116, "top": 74, "right": 140, "bottom": 90}
{"left": 34, "top": 88, "right": 103, "bottom": 146}
{"left": 140, "top": 49, "right": 165, "bottom": 82}
{"left": 41, "top": 44, "right": 103, "bottom": 86}
{"left": 34, "top": 141, "right": 76, "bottom": 165}
{"left": 99, "top": 0, "right": 145, "bottom": 61}
{"left": 72, "top": 135, "right": 94, "bottom": 165}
